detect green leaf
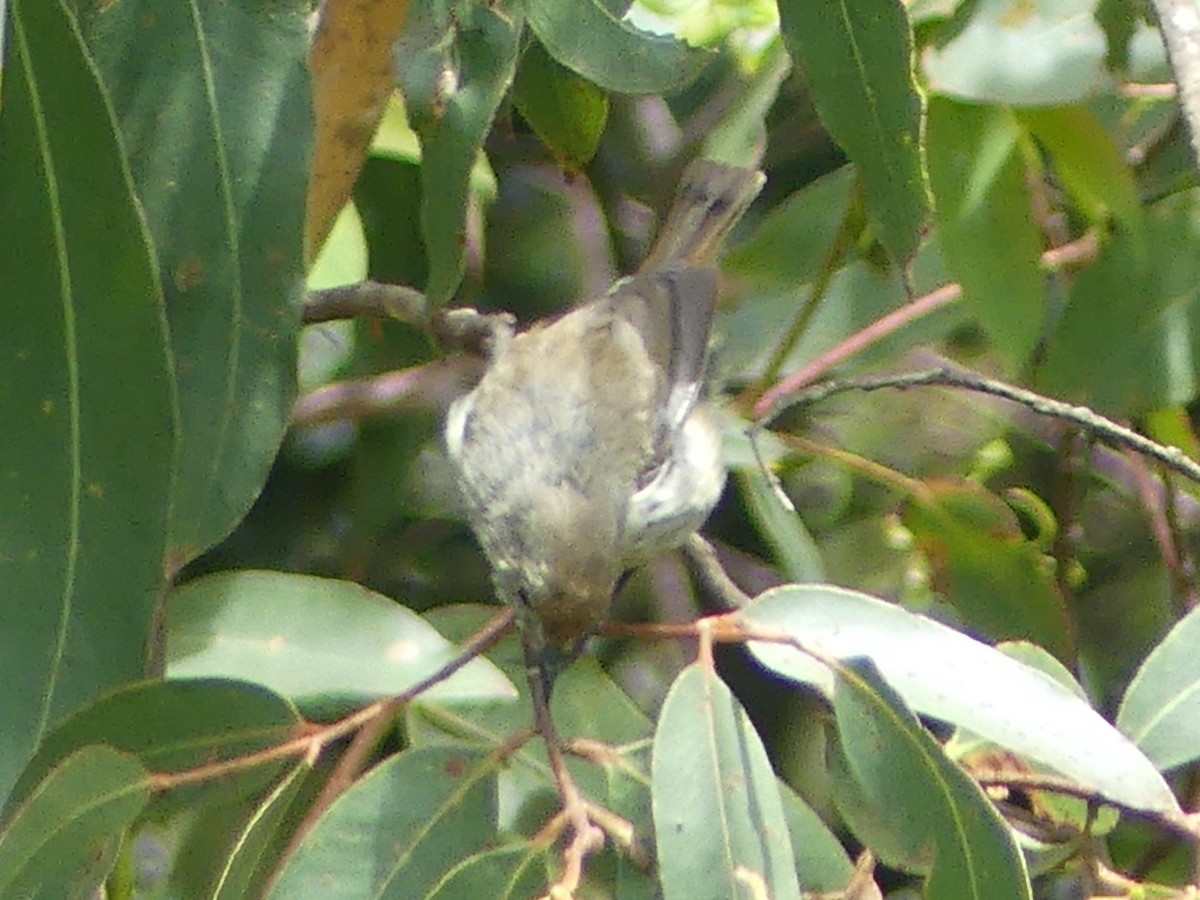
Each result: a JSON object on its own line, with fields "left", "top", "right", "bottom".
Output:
{"left": 1137, "top": 118, "right": 1199, "bottom": 201}
{"left": 1094, "top": 0, "right": 1143, "bottom": 71}
{"left": 778, "top": 0, "right": 929, "bottom": 263}
{"left": 1118, "top": 603, "right": 1200, "bottom": 772}
{"left": 527, "top": 0, "right": 710, "bottom": 95}
{"left": 1037, "top": 191, "right": 1200, "bottom": 416}
{"left": 924, "top": 0, "right": 1112, "bottom": 105}
{"left": 926, "top": 97, "right": 1046, "bottom": 367}
{"left": 742, "top": 585, "right": 1179, "bottom": 814}
{"left": 1017, "top": 105, "right": 1143, "bottom": 235}
{"left": 779, "top": 783, "right": 855, "bottom": 893}
{"left": 266, "top": 746, "right": 500, "bottom": 899}
{"left": 832, "top": 660, "right": 1031, "bottom": 898}
{"left": 736, "top": 466, "right": 825, "bottom": 583}
{"left": 7, "top": 679, "right": 301, "bottom": 814}
{"left": 902, "top": 479, "right": 1070, "bottom": 658}
{"left": 0, "top": 746, "right": 151, "bottom": 900}
{"left": 166, "top": 571, "right": 517, "bottom": 716}
{"left": 209, "top": 762, "right": 310, "bottom": 900}
{"left": 424, "top": 843, "right": 548, "bottom": 900}
{"left": 396, "top": 0, "right": 521, "bottom": 307}
{"left": 701, "top": 39, "right": 791, "bottom": 168}
{"left": 75, "top": 0, "right": 314, "bottom": 567}
{"left": 652, "top": 664, "right": 801, "bottom": 900}
{"left": 409, "top": 630, "right": 653, "bottom": 844}
{"left": 513, "top": 40, "right": 608, "bottom": 171}
{"left": 723, "top": 166, "right": 856, "bottom": 288}
{"left": 0, "top": 0, "right": 175, "bottom": 801}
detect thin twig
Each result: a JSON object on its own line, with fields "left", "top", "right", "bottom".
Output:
{"left": 1130, "top": 450, "right": 1186, "bottom": 597}
{"left": 303, "top": 280, "right": 429, "bottom": 325}
{"left": 1117, "top": 81, "right": 1179, "bottom": 98}
{"left": 750, "top": 231, "right": 1099, "bottom": 418}
{"left": 150, "top": 605, "right": 512, "bottom": 793}
{"left": 689, "top": 613, "right": 1200, "bottom": 842}
{"left": 292, "top": 358, "right": 483, "bottom": 425}
{"left": 1161, "top": 464, "right": 1200, "bottom": 612}
{"left": 275, "top": 608, "right": 515, "bottom": 865}
{"left": 526, "top": 651, "right": 605, "bottom": 899}
{"left": 760, "top": 368, "right": 1200, "bottom": 488}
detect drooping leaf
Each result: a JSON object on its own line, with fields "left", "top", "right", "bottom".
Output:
{"left": 207, "top": 761, "right": 311, "bottom": 900}
{"left": 0, "top": 0, "right": 175, "bottom": 801}
{"left": 7, "top": 678, "right": 302, "bottom": 813}
{"left": 1018, "top": 104, "right": 1143, "bottom": 235}
{"left": 0, "top": 746, "right": 151, "bottom": 900}
{"left": 831, "top": 659, "right": 1032, "bottom": 898}
{"left": 75, "top": 0, "right": 314, "bottom": 568}
{"left": 1037, "top": 191, "right": 1200, "bottom": 416}
{"left": 652, "top": 663, "right": 801, "bottom": 900}
{"left": 396, "top": 0, "right": 521, "bottom": 307}
{"left": 778, "top": 0, "right": 928, "bottom": 263}
{"left": 926, "top": 97, "right": 1045, "bottom": 367}
{"left": 737, "top": 466, "right": 826, "bottom": 584}
{"left": 1118, "top": 603, "right": 1200, "bottom": 772}
{"left": 779, "top": 783, "right": 855, "bottom": 893}
{"left": 513, "top": 39, "right": 608, "bottom": 171}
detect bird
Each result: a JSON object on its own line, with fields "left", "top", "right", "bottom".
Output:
{"left": 445, "top": 159, "right": 764, "bottom": 677}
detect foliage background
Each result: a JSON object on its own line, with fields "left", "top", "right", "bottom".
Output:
{"left": 4, "top": 0, "right": 1200, "bottom": 896}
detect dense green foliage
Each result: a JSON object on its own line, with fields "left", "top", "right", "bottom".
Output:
{"left": 3, "top": 0, "right": 1200, "bottom": 896}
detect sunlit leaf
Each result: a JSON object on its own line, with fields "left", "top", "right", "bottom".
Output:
{"left": 166, "top": 571, "right": 516, "bottom": 716}
{"left": 653, "top": 664, "right": 801, "bottom": 900}
{"left": 743, "top": 585, "right": 1178, "bottom": 814}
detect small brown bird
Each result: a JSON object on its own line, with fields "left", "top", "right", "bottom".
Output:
{"left": 445, "top": 160, "right": 764, "bottom": 669}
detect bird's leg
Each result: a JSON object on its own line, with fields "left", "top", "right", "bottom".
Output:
{"left": 522, "top": 629, "right": 604, "bottom": 897}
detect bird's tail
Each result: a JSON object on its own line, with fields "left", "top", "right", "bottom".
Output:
{"left": 639, "top": 159, "right": 765, "bottom": 273}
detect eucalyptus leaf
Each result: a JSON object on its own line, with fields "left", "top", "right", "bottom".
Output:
{"left": 396, "top": 0, "right": 521, "bottom": 306}
{"left": 1118, "top": 603, "right": 1200, "bottom": 772}
{"left": 0, "top": 746, "right": 151, "bottom": 900}
{"left": 266, "top": 746, "right": 500, "bottom": 899}
{"left": 75, "top": 0, "right": 313, "bottom": 566}
{"left": 833, "top": 658, "right": 1032, "bottom": 898}
{"left": 778, "top": 0, "right": 928, "bottom": 263}
{"left": 743, "top": 585, "right": 1179, "bottom": 814}
{"left": 0, "top": 0, "right": 175, "bottom": 801}
{"left": 652, "top": 664, "right": 801, "bottom": 900}
{"left": 527, "top": 0, "right": 710, "bottom": 94}
{"left": 166, "top": 571, "right": 516, "bottom": 716}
